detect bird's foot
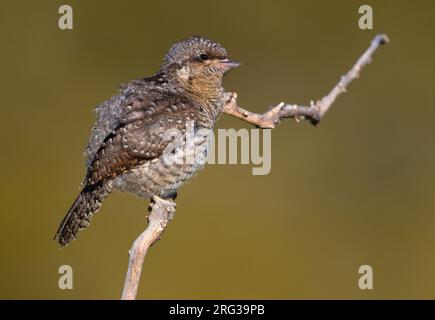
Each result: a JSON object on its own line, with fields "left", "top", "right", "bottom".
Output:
{"left": 148, "top": 195, "right": 176, "bottom": 222}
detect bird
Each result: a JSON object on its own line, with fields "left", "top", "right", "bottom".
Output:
{"left": 54, "top": 36, "right": 240, "bottom": 246}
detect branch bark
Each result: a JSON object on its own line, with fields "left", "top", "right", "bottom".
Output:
{"left": 120, "top": 34, "right": 388, "bottom": 300}
{"left": 121, "top": 196, "right": 176, "bottom": 300}
{"left": 223, "top": 34, "right": 389, "bottom": 128}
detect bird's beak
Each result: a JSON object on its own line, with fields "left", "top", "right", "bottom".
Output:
{"left": 217, "top": 58, "right": 241, "bottom": 70}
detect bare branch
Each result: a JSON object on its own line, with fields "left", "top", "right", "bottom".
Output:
{"left": 119, "top": 34, "right": 389, "bottom": 300}
{"left": 223, "top": 34, "right": 389, "bottom": 128}
{"left": 121, "top": 196, "right": 176, "bottom": 300}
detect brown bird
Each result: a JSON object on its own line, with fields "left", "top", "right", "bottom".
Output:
{"left": 54, "top": 36, "right": 240, "bottom": 246}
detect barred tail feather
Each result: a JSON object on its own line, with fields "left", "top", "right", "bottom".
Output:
{"left": 54, "top": 182, "right": 112, "bottom": 246}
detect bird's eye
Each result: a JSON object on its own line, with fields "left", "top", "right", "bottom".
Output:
{"left": 199, "top": 53, "right": 209, "bottom": 61}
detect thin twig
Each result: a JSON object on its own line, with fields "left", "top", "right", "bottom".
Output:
{"left": 223, "top": 34, "right": 389, "bottom": 128}
{"left": 120, "top": 34, "right": 389, "bottom": 300}
{"left": 121, "top": 196, "right": 176, "bottom": 300}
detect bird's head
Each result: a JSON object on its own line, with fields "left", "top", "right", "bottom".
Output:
{"left": 161, "top": 36, "right": 240, "bottom": 99}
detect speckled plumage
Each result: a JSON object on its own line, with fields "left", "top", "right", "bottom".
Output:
{"left": 54, "top": 36, "right": 239, "bottom": 246}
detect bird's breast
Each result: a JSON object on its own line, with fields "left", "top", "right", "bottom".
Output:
{"left": 112, "top": 128, "right": 210, "bottom": 199}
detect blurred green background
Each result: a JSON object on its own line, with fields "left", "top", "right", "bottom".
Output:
{"left": 1, "top": 0, "right": 434, "bottom": 299}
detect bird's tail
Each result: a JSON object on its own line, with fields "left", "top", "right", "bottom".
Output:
{"left": 54, "top": 182, "right": 112, "bottom": 247}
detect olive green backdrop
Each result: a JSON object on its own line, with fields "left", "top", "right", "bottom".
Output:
{"left": 1, "top": 0, "right": 434, "bottom": 299}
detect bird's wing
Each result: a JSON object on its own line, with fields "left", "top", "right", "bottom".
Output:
{"left": 85, "top": 80, "right": 150, "bottom": 167}
{"left": 85, "top": 91, "right": 191, "bottom": 186}
{"left": 85, "top": 95, "right": 125, "bottom": 168}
